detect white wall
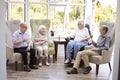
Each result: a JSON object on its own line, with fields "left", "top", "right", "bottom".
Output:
{"left": 112, "top": 0, "right": 120, "bottom": 80}
{"left": 0, "top": 0, "right": 7, "bottom": 80}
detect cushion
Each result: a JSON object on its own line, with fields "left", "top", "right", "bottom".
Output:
{"left": 89, "top": 55, "right": 103, "bottom": 64}
{"left": 13, "top": 53, "right": 22, "bottom": 62}
{"left": 48, "top": 47, "right": 55, "bottom": 55}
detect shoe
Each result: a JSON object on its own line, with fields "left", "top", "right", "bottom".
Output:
{"left": 71, "top": 59, "right": 75, "bottom": 64}
{"left": 64, "top": 59, "right": 70, "bottom": 64}
{"left": 29, "top": 65, "right": 38, "bottom": 69}
{"left": 67, "top": 68, "right": 78, "bottom": 74}
{"left": 65, "top": 63, "right": 73, "bottom": 67}
{"left": 46, "top": 62, "right": 50, "bottom": 66}
{"left": 83, "top": 66, "right": 92, "bottom": 74}
{"left": 24, "top": 65, "right": 31, "bottom": 72}
{"left": 39, "top": 63, "right": 42, "bottom": 67}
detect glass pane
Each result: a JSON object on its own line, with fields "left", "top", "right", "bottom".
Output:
{"left": 7, "top": 0, "right": 24, "bottom": 2}
{"left": 68, "top": 5, "right": 84, "bottom": 34}
{"left": 72, "top": 0, "right": 84, "bottom": 4}
{"left": 29, "top": 4, "right": 47, "bottom": 19}
{"left": 50, "top": 0, "right": 64, "bottom": 2}
{"left": 50, "top": 6, "right": 65, "bottom": 37}
{"left": 9, "top": 3, "right": 24, "bottom": 22}
{"left": 29, "top": 0, "right": 47, "bottom": 2}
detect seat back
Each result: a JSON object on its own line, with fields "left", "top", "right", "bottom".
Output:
{"left": 100, "top": 21, "right": 115, "bottom": 48}
{"left": 6, "top": 27, "right": 14, "bottom": 60}
{"left": 6, "top": 20, "right": 21, "bottom": 35}
{"left": 6, "top": 20, "right": 21, "bottom": 47}
{"left": 5, "top": 20, "right": 21, "bottom": 60}
{"left": 30, "top": 19, "right": 51, "bottom": 41}
{"left": 100, "top": 22, "right": 115, "bottom": 62}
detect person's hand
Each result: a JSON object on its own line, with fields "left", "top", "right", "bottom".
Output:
{"left": 26, "top": 46, "right": 30, "bottom": 51}
{"left": 38, "top": 38, "right": 42, "bottom": 42}
{"left": 91, "top": 48, "right": 97, "bottom": 51}
{"left": 88, "top": 39, "right": 93, "bottom": 45}
{"left": 22, "top": 38, "right": 28, "bottom": 42}
{"left": 39, "top": 40, "right": 46, "bottom": 45}
{"left": 77, "top": 39, "right": 84, "bottom": 43}
{"left": 37, "top": 38, "right": 46, "bottom": 42}
{"left": 80, "top": 39, "right": 85, "bottom": 42}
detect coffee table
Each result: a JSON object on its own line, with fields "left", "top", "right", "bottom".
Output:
{"left": 53, "top": 39, "right": 68, "bottom": 62}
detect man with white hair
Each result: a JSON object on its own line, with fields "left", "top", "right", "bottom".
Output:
{"left": 67, "top": 25, "right": 111, "bottom": 74}
{"left": 13, "top": 23, "right": 38, "bottom": 72}
{"left": 65, "top": 20, "right": 90, "bottom": 64}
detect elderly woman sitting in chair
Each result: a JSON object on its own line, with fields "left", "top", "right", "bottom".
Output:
{"left": 64, "top": 20, "right": 90, "bottom": 64}
{"left": 34, "top": 25, "right": 49, "bottom": 67}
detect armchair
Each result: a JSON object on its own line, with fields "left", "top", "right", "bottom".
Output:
{"left": 30, "top": 19, "right": 55, "bottom": 63}
{"left": 6, "top": 20, "right": 30, "bottom": 71}
{"left": 85, "top": 22, "right": 115, "bottom": 75}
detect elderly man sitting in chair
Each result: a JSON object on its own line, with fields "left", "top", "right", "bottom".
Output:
{"left": 67, "top": 25, "right": 111, "bottom": 74}
{"left": 13, "top": 23, "right": 38, "bottom": 72}
{"left": 64, "top": 20, "right": 90, "bottom": 64}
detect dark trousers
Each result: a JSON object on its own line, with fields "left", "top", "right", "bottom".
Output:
{"left": 14, "top": 47, "right": 36, "bottom": 65}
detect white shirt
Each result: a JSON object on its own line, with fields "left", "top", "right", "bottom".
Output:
{"left": 74, "top": 28, "right": 89, "bottom": 42}
{"left": 34, "top": 32, "right": 48, "bottom": 46}
{"left": 12, "top": 30, "right": 30, "bottom": 48}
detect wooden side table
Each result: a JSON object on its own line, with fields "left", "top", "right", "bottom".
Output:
{"left": 53, "top": 40, "right": 68, "bottom": 62}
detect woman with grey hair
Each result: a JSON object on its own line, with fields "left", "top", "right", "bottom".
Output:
{"left": 34, "top": 25, "right": 49, "bottom": 67}
{"left": 65, "top": 20, "right": 90, "bottom": 64}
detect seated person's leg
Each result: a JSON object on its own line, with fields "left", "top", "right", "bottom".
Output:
{"left": 81, "top": 50, "right": 99, "bottom": 74}
{"left": 65, "top": 40, "right": 76, "bottom": 64}
{"left": 29, "top": 48, "right": 38, "bottom": 69}
{"left": 67, "top": 51, "right": 83, "bottom": 74}
{"left": 36, "top": 46, "right": 43, "bottom": 67}
{"left": 14, "top": 48, "right": 31, "bottom": 72}
{"left": 43, "top": 45, "right": 49, "bottom": 66}
{"left": 73, "top": 42, "right": 88, "bottom": 59}
{"left": 14, "top": 48, "right": 28, "bottom": 65}
{"left": 67, "top": 50, "right": 99, "bottom": 74}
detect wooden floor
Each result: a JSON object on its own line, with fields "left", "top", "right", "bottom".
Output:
{"left": 7, "top": 45, "right": 113, "bottom": 80}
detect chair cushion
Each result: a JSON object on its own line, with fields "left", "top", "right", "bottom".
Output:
{"left": 48, "top": 47, "right": 55, "bottom": 55}
{"left": 89, "top": 55, "right": 103, "bottom": 64}
{"left": 48, "top": 42, "right": 54, "bottom": 47}
{"left": 13, "top": 52, "right": 31, "bottom": 63}
{"left": 13, "top": 53, "right": 22, "bottom": 62}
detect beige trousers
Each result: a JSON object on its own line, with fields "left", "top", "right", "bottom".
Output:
{"left": 36, "top": 45, "right": 48, "bottom": 57}
{"left": 73, "top": 50, "right": 100, "bottom": 69}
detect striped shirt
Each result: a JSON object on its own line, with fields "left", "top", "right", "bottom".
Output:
{"left": 12, "top": 30, "right": 30, "bottom": 48}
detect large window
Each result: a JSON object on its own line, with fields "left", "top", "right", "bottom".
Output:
{"left": 68, "top": 5, "right": 84, "bottom": 35}
{"left": 50, "top": 6, "right": 65, "bottom": 36}
{"left": 50, "top": 0, "right": 64, "bottom": 2}
{"left": 7, "top": 0, "right": 24, "bottom": 2}
{"left": 72, "top": 0, "right": 84, "bottom": 3}
{"left": 29, "top": 0, "right": 47, "bottom": 2}
{"left": 6, "top": 0, "right": 85, "bottom": 37}
{"left": 9, "top": 3, "right": 24, "bottom": 22}
{"left": 29, "top": 4, "right": 47, "bottom": 19}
